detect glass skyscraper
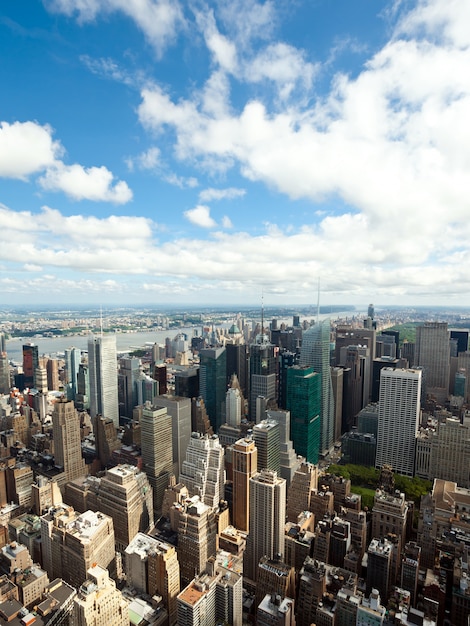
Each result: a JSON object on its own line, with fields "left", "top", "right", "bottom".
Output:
{"left": 299, "top": 319, "right": 335, "bottom": 455}
{"left": 286, "top": 365, "right": 321, "bottom": 464}
{"left": 88, "top": 334, "right": 119, "bottom": 427}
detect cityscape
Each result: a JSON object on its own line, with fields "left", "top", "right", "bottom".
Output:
{"left": 0, "top": 305, "right": 469, "bottom": 624}
{"left": 1, "top": 0, "right": 469, "bottom": 624}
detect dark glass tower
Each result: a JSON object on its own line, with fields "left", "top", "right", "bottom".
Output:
{"left": 199, "top": 347, "right": 227, "bottom": 432}
{"left": 286, "top": 365, "right": 321, "bottom": 464}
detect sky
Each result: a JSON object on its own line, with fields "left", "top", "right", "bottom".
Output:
{"left": 1, "top": 0, "right": 469, "bottom": 308}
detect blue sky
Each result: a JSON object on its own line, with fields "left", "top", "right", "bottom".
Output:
{"left": 1, "top": 0, "right": 469, "bottom": 307}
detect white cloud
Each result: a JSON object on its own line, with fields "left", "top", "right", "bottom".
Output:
{"left": 221, "top": 215, "right": 233, "bottom": 228}
{"left": 247, "top": 43, "right": 318, "bottom": 99}
{"left": 45, "top": 0, "right": 184, "bottom": 56}
{"left": 184, "top": 205, "right": 217, "bottom": 228}
{"left": 0, "top": 121, "right": 62, "bottom": 179}
{"left": 0, "top": 119, "right": 133, "bottom": 203}
{"left": 127, "top": 147, "right": 161, "bottom": 171}
{"left": 164, "top": 173, "right": 199, "bottom": 188}
{"left": 198, "top": 187, "right": 246, "bottom": 202}
{"left": 39, "top": 163, "right": 133, "bottom": 203}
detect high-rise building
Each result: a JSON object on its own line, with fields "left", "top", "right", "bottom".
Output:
{"left": 65, "top": 465, "right": 154, "bottom": 553}
{"left": 286, "top": 365, "right": 321, "bottom": 464}
{"left": 88, "top": 334, "right": 119, "bottom": 427}
{"left": 179, "top": 433, "right": 224, "bottom": 510}
{"left": 244, "top": 469, "right": 286, "bottom": 582}
{"left": 75, "top": 363, "right": 90, "bottom": 410}
{"left": 0, "top": 351, "right": 10, "bottom": 394}
{"left": 118, "top": 356, "right": 141, "bottom": 419}
{"left": 64, "top": 347, "right": 81, "bottom": 401}
{"left": 366, "top": 538, "right": 393, "bottom": 601}
{"left": 41, "top": 507, "right": 115, "bottom": 588}
{"left": 199, "top": 347, "right": 227, "bottom": 432}
{"left": 46, "top": 357, "right": 60, "bottom": 392}
{"left": 415, "top": 322, "right": 450, "bottom": 399}
{"left": 267, "top": 409, "right": 301, "bottom": 486}
{"left": 286, "top": 461, "right": 318, "bottom": 524}
{"left": 253, "top": 419, "right": 280, "bottom": 473}
{"left": 52, "top": 398, "right": 87, "bottom": 484}
{"left": 300, "top": 320, "right": 335, "bottom": 455}
{"left": 376, "top": 368, "right": 422, "bottom": 476}
{"left": 249, "top": 340, "right": 277, "bottom": 422}
{"left": 22, "top": 344, "right": 39, "bottom": 388}
{"left": 125, "top": 532, "right": 180, "bottom": 625}
{"left": 232, "top": 437, "right": 257, "bottom": 532}
{"left": 141, "top": 404, "right": 173, "bottom": 514}
{"left": 226, "top": 386, "right": 242, "bottom": 427}
{"left": 175, "top": 497, "right": 217, "bottom": 586}
{"left": 154, "top": 395, "right": 192, "bottom": 480}
{"left": 72, "top": 564, "right": 128, "bottom": 626}
{"left": 226, "top": 343, "right": 249, "bottom": 398}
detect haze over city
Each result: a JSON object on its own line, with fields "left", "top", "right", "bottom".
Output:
{"left": 1, "top": 0, "right": 469, "bottom": 306}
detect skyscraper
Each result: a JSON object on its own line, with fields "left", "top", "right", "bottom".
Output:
{"left": 52, "top": 398, "right": 87, "bottom": 484}
{"left": 88, "top": 334, "right": 119, "bottom": 427}
{"left": 199, "top": 347, "right": 227, "bottom": 432}
{"left": 244, "top": 469, "right": 286, "bottom": 582}
{"left": 64, "top": 347, "right": 81, "bottom": 400}
{"left": 249, "top": 340, "right": 277, "bottom": 422}
{"left": 22, "top": 343, "right": 39, "bottom": 388}
{"left": 118, "top": 356, "right": 141, "bottom": 419}
{"left": 179, "top": 432, "right": 225, "bottom": 510}
{"left": 376, "top": 368, "right": 422, "bottom": 476}
{"left": 232, "top": 436, "right": 258, "bottom": 532}
{"left": 286, "top": 365, "right": 321, "bottom": 464}
{"left": 141, "top": 404, "right": 173, "bottom": 514}
{"left": 300, "top": 320, "right": 335, "bottom": 455}
{"left": 154, "top": 395, "right": 192, "bottom": 480}
{"left": 415, "top": 322, "right": 450, "bottom": 399}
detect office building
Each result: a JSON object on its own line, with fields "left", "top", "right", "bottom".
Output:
{"left": 125, "top": 533, "right": 180, "bottom": 625}
{"left": 415, "top": 322, "right": 450, "bottom": 400}
{"left": 366, "top": 538, "right": 393, "bottom": 601}
{"left": 267, "top": 409, "right": 301, "bottom": 486}
{"left": 41, "top": 507, "right": 115, "bottom": 588}
{"left": 357, "top": 590, "right": 386, "bottom": 626}
{"left": 175, "top": 367, "right": 199, "bottom": 399}
{"left": 88, "top": 334, "right": 119, "bottom": 427}
{"left": 286, "top": 462, "right": 318, "bottom": 523}
{"left": 52, "top": 398, "right": 87, "bottom": 484}
{"left": 75, "top": 363, "right": 90, "bottom": 410}
{"left": 118, "top": 356, "right": 141, "bottom": 419}
{"left": 244, "top": 469, "right": 286, "bottom": 582}
{"left": 0, "top": 351, "right": 10, "bottom": 394}
{"left": 175, "top": 497, "right": 217, "bottom": 586}
{"left": 46, "top": 357, "right": 60, "bottom": 392}
{"left": 226, "top": 342, "right": 249, "bottom": 398}
{"left": 450, "top": 329, "right": 469, "bottom": 354}
{"left": 226, "top": 385, "right": 242, "bottom": 427}
{"left": 249, "top": 339, "right": 277, "bottom": 422}
{"left": 141, "top": 404, "right": 173, "bottom": 514}
{"left": 232, "top": 436, "right": 257, "bottom": 532}
{"left": 253, "top": 419, "right": 280, "bottom": 473}
{"left": 401, "top": 541, "right": 421, "bottom": 605}
{"left": 300, "top": 320, "right": 335, "bottom": 455}
{"left": 286, "top": 365, "right": 321, "bottom": 464}
{"left": 376, "top": 368, "right": 421, "bottom": 476}
{"left": 65, "top": 465, "right": 154, "bottom": 553}
{"left": 199, "top": 347, "right": 226, "bottom": 432}
{"left": 179, "top": 432, "right": 224, "bottom": 510}
{"left": 64, "top": 347, "right": 81, "bottom": 400}
{"left": 94, "top": 414, "right": 120, "bottom": 468}
{"left": 73, "top": 565, "right": 128, "bottom": 626}
{"left": 331, "top": 366, "right": 344, "bottom": 442}
{"left": 155, "top": 395, "right": 192, "bottom": 479}
{"left": 22, "top": 343, "right": 39, "bottom": 388}
{"left": 255, "top": 555, "right": 296, "bottom": 612}
{"left": 278, "top": 351, "right": 298, "bottom": 410}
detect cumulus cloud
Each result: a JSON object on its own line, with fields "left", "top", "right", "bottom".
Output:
{"left": 38, "top": 163, "right": 133, "bottom": 203}
{"left": 0, "top": 119, "right": 133, "bottom": 203}
{"left": 184, "top": 205, "right": 217, "bottom": 228}
{"left": 126, "top": 147, "right": 161, "bottom": 171}
{"left": 0, "top": 121, "right": 62, "bottom": 179}
{"left": 45, "top": 0, "right": 184, "bottom": 56}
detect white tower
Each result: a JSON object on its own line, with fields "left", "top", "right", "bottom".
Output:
{"left": 376, "top": 368, "right": 422, "bottom": 476}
